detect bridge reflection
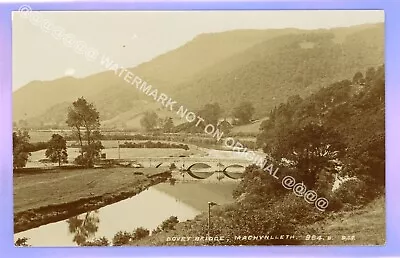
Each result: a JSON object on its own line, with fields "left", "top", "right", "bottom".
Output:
{"left": 178, "top": 162, "right": 245, "bottom": 180}
{"left": 108, "top": 157, "right": 251, "bottom": 180}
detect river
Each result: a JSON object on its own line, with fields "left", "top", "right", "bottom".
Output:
{"left": 15, "top": 145, "right": 244, "bottom": 246}
{"left": 14, "top": 180, "right": 237, "bottom": 246}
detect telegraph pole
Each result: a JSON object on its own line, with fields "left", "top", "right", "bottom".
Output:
{"left": 117, "top": 140, "right": 120, "bottom": 160}
{"left": 207, "top": 202, "right": 211, "bottom": 238}
{"left": 207, "top": 201, "right": 217, "bottom": 239}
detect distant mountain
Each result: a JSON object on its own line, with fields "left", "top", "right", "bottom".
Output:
{"left": 13, "top": 29, "right": 298, "bottom": 125}
{"left": 171, "top": 24, "right": 384, "bottom": 117}
{"left": 13, "top": 23, "right": 384, "bottom": 130}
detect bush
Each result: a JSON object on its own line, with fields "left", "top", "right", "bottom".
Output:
{"left": 74, "top": 154, "right": 90, "bottom": 166}
{"left": 324, "top": 192, "right": 344, "bottom": 212}
{"left": 82, "top": 237, "right": 110, "bottom": 246}
{"left": 112, "top": 228, "right": 150, "bottom": 245}
{"left": 334, "top": 179, "right": 370, "bottom": 206}
{"left": 208, "top": 200, "right": 301, "bottom": 245}
{"left": 133, "top": 227, "right": 150, "bottom": 240}
{"left": 169, "top": 178, "right": 177, "bottom": 185}
{"left": 169, "top": 163, "right": 177, "bottom": 169}
{"left": 112, "top": 231, "right": 135, "bottom": 246}
{"left": 160, "top": 216, "right": 179, "bottom": 231}
{"left": 151, "top": 227, "right": 162, "bottom": 235}
{"left": 276, "top": 194, "right": 326, "bottom": 225}
{"left": 232, "top": 164, "right": 289, "bottom": 201}
{"left": 15, "top": 237, "right": 30, "bottom": 247}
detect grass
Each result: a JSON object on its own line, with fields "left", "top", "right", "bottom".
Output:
{"left": 14, "top": 167, "right": 171, "bottom": 233}
{"left": 230, "top": 119, "right": 265, "bottom": 134}
{"left": 28, "top": 131, "right": 69, "bottom": 143}
{"left": 14, "top": 167, "right": 166, "bottom": 213}
{"left": 297, "top": 196, "right": 385, "bottom": 245}
{"left": 131, "top": 195, "right": 385, "bottom": 246}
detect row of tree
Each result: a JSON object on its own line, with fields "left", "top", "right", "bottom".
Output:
{"left": 139, "top": 101, "right": 256, "bottom": 133}
{"left": 13, "top": 97, "right": 104, "bottom": 169}
{"left": 120, "top": 141, "right": 189, "bottom": 150}
{"left": 13, "top": 131, "right": 68, "bottom": 168}
{"left": 140, "top": 113, "right": 175, "bottom": 132}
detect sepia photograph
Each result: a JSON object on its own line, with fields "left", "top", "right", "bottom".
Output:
{"left": 12, "top": 10, "right": 385, "bottom": 246}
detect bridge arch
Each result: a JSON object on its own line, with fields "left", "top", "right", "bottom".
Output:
{"left": 222, "top": 164, "right": 245, "bottom": 179}
{"left": 222, "top": 164, "right": 245, "bottom": 172}
{"left": 187, "top": 163, "right": 212, "bottom": 171}
{"left": 181, "top": 163, "right": 212, "bottom": 179}
{"left": 186, "top": 170, "right": 208, "bottom": 179}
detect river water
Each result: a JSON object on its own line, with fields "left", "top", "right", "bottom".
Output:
{"left": 15, "top": 146, "right": 244, "bottom": 246}
{"left": 14, "top": 184, "right": 202, "bottom": 246}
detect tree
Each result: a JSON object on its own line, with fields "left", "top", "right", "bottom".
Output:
{"left": 365, "top": 67, "right": 376, "bottom": 85}
{"left": 271, "top": 123, "right": 346, "bottom": 189}
{"left": 140, "top": 111, "right": 159, "bottom": 131}
{"left": 352, "top": 71, "right": 364, "bottom": 84}
{"left": 218, "top": 119, "right": 233, "bottom": 134}
{"left": 13, "top": 130, "right": 31, "bottom": 169}
{"left": 67, "top": 211, "right": 100, "bottom": 246}
{"left": 198, "top": 103, "right": 222, "bottom": 126}
{"left": 163, "top": 117, "right": 174, "bottom": 133}
{"left": 160, "top": 216, "right": 179, "bottom": 231}
{"left": 66, "top": 97, "right": 103, "bottom": 167}
{"left": 45, "top": 134, "right": 68, "bottom": 167}
{"left": 232, "top": 102, "right": 255, "bottom": 125}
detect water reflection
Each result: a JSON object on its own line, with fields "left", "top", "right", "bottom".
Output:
{"left": 67, "top": 210, "right": 100, "bottom": 245}
{"left": 14, "top": 185, "right": 201, "bottom": 246}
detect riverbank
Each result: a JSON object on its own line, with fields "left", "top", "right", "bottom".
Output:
{"left": 14, "top": 167, "right": 171, "bottom": 233}
{"left": 131, "top": 196, "right": 385, "bottom": 246}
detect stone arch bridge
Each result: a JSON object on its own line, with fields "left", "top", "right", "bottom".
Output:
{"left": 117, "top": 157, "right": 253, "bottom": 180}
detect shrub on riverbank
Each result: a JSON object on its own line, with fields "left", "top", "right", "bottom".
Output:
{"left": 15, "top": 237, "right": 30, "bottom": 247}
{"left": 82, "top": 237, "right": 110, "bottom": 246}
{"left": 112, "top": 227, "right": 150, "bottom": 246}
{"left": 150, "top": 216, "right": 180, "bottom": 235}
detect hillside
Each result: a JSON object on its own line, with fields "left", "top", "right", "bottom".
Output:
{"left": 171, "top": 24, "right": 384, "bottom": 117}
{"left": 13, "top": 23, "right": 384, "bottom": 129}
{"left": 13, "top": 28, "right": 299, "bottom": 125}
{"left": 129, "top": 65, "right": 385, "bottom": 246}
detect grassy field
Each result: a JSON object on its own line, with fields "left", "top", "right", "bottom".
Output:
{"left": 28, "top": 130, "right": 70, "bottom": 142}
{"left": 14, "top": 167, "right": 170, "bottom": 232}
{"left": 230, "top": 119, "right": 265, "bottom": 134}
{"left": 14, "top": 167, "right": 167, "bottom": 213}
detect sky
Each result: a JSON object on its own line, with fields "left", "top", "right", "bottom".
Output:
{"left": 12, "top": 10, "right": 384, "bottom": 91}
